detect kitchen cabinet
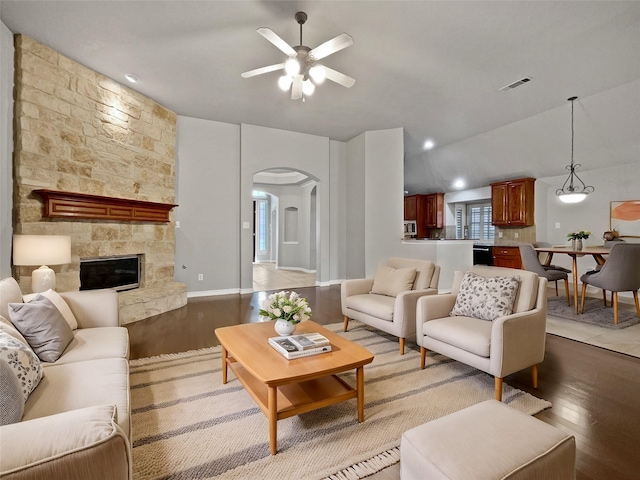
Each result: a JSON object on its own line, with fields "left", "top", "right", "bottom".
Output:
{"left": 492, "top": 246, "right": 522, "bottom": 269}
{"left": 404, "top": 194, "right": 430, "bottom": 238}
{"left": 491, "top": 177, "right": 535, "bottom": 226}
{"left": 425, "top": 193, "right": 444, "bottom": 228}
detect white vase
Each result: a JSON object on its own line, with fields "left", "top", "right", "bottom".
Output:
{"left": 274, "top": 319, "right": 296, "bottom": 336}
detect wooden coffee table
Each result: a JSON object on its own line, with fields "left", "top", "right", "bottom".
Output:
{"left": 215, "top": 320, "right": 374, "bottom": 455}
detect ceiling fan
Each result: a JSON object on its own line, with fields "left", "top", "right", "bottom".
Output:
{"left": 241, "top": 11, "right": 355, "bottom": 100}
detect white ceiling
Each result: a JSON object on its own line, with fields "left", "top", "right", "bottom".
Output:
{"left": 2, "top": 1, "right": 640, "bottom": 193}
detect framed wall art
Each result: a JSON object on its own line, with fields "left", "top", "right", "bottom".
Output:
{"left": 610, "top": 200, "right": 640, "bottom": 238}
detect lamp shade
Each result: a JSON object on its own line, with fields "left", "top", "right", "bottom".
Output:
{"left": 13, "top": 235, "right": 71, "bottom": 266}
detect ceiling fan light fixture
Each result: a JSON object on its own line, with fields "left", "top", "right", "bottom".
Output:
{"left": 302, "top": 79, "right": 315, "bottom": 96}
{"left": 309, "top": 65, "right": 326, "bottom": 84}
{"left": 555, "top": 96, "right": 595, "bottom": 204}
{"left": 284, "top": 57, "right": 300, "bottom": 76}
{"left": 278, "top": 75, "right": 293, "bottom": 91}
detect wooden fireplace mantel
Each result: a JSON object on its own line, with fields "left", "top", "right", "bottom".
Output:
{"left": 33, "top": 189, "right": 178, "bottom": 222}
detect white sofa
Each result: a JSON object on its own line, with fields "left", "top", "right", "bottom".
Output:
{"left": 0, "top": 277, "right": 132, "bottom": 480}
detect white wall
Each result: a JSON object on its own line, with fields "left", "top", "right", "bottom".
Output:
{"left": 364, "top": 128, "right": 406, "bottom": 277}
{"left": 0, "top": 22, "right": 13, "bottom": 277}
{"left": 346, "top": 133, "right": 366, "bottom": 279}
{"left": 174, "top": 116, "right": 240, "bottom": 294}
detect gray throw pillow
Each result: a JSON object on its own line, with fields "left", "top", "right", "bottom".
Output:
{"left": 0, "top": 357, "right": 25, "bottom": 425}
{"left": 9, "top": 295, "right": 74, "bottom": 362}
{"left": 450, "top": 272, "right": 521, "bottom": 321}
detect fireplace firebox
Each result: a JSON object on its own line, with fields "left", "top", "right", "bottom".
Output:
{"left": 80, "top": 254, "right": 142, "bottom": 291}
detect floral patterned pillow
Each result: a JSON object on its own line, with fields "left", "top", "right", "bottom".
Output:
{"left": 450, "top": 272, "right": 521, "bottom": 321}
{"left": 0, "top": 331, "right": 43, "bottom": 402}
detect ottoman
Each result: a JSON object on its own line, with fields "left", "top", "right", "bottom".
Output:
{"left": 400, "top": 400, "right": 575, "bottom": 480}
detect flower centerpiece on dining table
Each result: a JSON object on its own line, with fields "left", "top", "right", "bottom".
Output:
{"left": 567, "top": 230, "right": 590, "bottom": 250}
{"left": 259, "top": 290, "right": 311, "bottom": 336}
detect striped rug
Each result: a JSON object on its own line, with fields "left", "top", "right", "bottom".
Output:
{"left": 129, "top": 321, "right": 551, "bottom": 480}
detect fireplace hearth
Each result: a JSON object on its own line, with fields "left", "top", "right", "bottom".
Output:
{"left": 80, "top": 254, "right": 142, "bottom": 292}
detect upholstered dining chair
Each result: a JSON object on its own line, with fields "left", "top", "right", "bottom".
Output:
{"left": 520, "top": 244, "right": 571, "bottom": 305}
{"left": 342, "top": 257, "right": 440, "bottom": 354}
{"left": 533, "top": 242, "right": 572, "bottom": 274}
{"left": 416, "top": 265, "right": 547, "bottom": 402}
{"left": 580, "top": 243, "right": 640, "bottom": 324}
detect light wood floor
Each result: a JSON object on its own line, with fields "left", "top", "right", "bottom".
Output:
{"left": 253, "top": 262, "right": 316, "bottom": 291}
{"left": 126, "top": 285, "right": 640, "bottom": 480}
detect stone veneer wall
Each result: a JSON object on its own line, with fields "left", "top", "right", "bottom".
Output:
{"left": 13, "top": 34, "right": 186, "bottom": 323}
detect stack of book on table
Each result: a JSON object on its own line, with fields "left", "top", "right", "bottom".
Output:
{"left": 269, "top": 332, "right": 332, "bottom": 359}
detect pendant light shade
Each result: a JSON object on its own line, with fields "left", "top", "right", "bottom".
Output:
{"left": 556, "top": 96, "right": 594, "bottom": 204}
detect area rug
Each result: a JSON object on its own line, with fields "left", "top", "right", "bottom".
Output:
{"left": 547, "top": 295, "right": 639, "bottom": 329}
{"left": 129, "top": 322, "right": 551, "bottom": 480}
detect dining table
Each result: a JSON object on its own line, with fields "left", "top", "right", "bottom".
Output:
{"left": 534, "top": 245, "right": 610, "bottom": 313}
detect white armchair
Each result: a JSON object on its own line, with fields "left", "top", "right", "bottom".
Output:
{"left": 416, "top": 265, "right": 547, "bottom": 401}
{"left": 342, "top": 257, "right": 440, "bottom": 354}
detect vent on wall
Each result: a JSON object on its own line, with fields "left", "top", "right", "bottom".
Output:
{"left": 499, "top": 77, "right": 533, "bottom": 91}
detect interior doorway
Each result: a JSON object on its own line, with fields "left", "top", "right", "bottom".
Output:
{"left": 252, "top": 168, "right": 319, "bottom": 292}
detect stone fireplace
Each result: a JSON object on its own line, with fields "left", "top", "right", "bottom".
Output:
{"left": 12, "top": 34, "right": 186, "bottom": 324}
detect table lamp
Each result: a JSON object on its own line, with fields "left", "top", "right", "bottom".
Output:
{"left": 13, "top": 235, "right": 71, "bottom": 293}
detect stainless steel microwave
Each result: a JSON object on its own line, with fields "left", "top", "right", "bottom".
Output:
{"left": 404, "top": 221, "right": 417, "bottom": 236}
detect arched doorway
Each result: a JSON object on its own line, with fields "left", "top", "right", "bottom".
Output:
{"left": 252, "top": 168, "right": 319, "bottom": 291}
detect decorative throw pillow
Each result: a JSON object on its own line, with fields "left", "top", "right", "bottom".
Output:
{"left": 0, "top": 357, "right": 25, "bottom": 425}
{"left": 9, "top": 295, "right": 74, "bottom": 363}
{"left": 23, "top": 289, "right": 79, "bottom": 330}
{"left": 450, "top": 272, "right": 521, "bottom": 321}
{"left": 0, "top": 314, "right": 31, "bottom": 348}
{"left": 371, "top": 264, "right": 417, "bottom": 297}
{"left": 0, "top": 330, "right": 43, "bottom": 402}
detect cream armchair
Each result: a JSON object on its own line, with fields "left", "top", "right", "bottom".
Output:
{"left": 416, "top": 265, "right": 547, "bottom": 401}
{"left": 342, "top": 257, "right": 440, "bottom": 354}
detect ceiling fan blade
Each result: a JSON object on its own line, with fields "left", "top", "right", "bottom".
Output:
{"left": 257, "top": 27, "right": 297, "bottom": 56}
{"left": 309, "top": 33, "right": 353, "bottom": 60}
{"left": 291, "top": 75, "right": 303, "bottom": 100}
{"left": 241, "top": 63, "right": 284, "bottom": 78}
{"left": 321, "top": 66, "right": 356, "bottom": 88}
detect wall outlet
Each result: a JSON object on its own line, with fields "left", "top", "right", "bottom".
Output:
{"left": 498, "top": 232, "right": 503, "bottom": 238}
{"left": 243, "top": 222, "right": 250, "bottom": 229}
{"left": 514, "top": 232, "right": 519, "bottom": 239}
{"left": 198, "top": 274, "right": 203, "bottom": 281}
{"left": 555, "top": 222, "right": 561, "bottom": 229}
{"left": 175, "top": 220, "right": 180, "bottom": 228}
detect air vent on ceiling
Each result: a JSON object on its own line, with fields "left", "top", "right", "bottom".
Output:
{"left": 499, "top": 77, "right": 533, "bottom": 92}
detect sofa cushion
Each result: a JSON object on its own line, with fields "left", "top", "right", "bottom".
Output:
{"left": 450, "top": 272, "right": 520, "bottom": 321}
{"left": 46, "top": 327, "right": 130, "bottom": 365}
{"left": 371, "top": 264, "right": 417, "bottom": 297}
{"left": 346, "top": 293, "right": 396, "bottom": 321}
{"left": 423, "top": 316, "right": 493, "bottom": 357}
{"left": 0, "top": 278, "right": 23, "bottom": 321}
{"left": 0, "top": 357, "right": 25, "bottom": 425}
{"left": 23, "top": 289, "right": 78, "bottom": 330}
{"left": 0, "top": 331, "right": 43, "bottom": 402}
{"left": 23, "top": 357, "right": 130, "bottom": 438}
{"left": 9, "top": 295, "right": 74, "bottom": 363}
{"left": 0, "top": 405, "right": 130, "bottom": 479}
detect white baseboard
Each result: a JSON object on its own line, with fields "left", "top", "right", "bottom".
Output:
{"left": 276, "top": 266, "right": 316, "bottom": 274}
{"left": 187, "top": 288, "right": 240, "bottom": 298}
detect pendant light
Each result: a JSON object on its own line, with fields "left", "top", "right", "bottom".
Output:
{"left": 556, "top": 96, "right": 594, "bottom": 203}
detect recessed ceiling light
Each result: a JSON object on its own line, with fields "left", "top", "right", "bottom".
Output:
{"left": 125, "top": 74, "right": 140, "bottom": 83}
{"left": 453, "top": 179, "right": 465, "bottom": 189}
{"left": 423, "top": 140, "right": 435, "bottom": 150}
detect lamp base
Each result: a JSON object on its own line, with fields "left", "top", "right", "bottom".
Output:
{"left": 31, "top": 265, "right": 56, "bottom": 293}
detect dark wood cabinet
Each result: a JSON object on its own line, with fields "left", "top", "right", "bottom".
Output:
{"left": 491, "top": 178, "right": 535, "bottom": 226}
{"left": 492, "top": 246, "right": 523, "bottom": 269}
{"left": 404, "top": 194, "right": 430, "bottom": 238}
{"left": 425, "top": 193, "right": 444, "bottom": 228}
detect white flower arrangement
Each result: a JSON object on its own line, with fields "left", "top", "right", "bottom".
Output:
{"left": 259, "top": 291, "right": 311, "bottom": 324}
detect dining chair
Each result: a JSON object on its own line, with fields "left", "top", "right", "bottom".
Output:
{"left": 520, "top": 244, "right": 571, "bottom": 305}
{"left": 533, "top": 242, "right": 572, "bottom": 274}
{"left": 580, "top": 243, "right": 640, "bottom": 324}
